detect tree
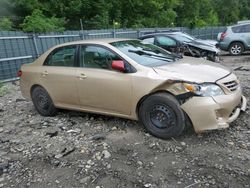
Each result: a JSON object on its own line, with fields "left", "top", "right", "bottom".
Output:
{"left": 3, "top": 0, "right": 250, "bottom": 31}
{"left": 21, "top": 9, "right": 65, "bottom": 32}
{"left": 213, "top": 0, "right": 240, "bottom": 25}
{"left": 0, "top": 17, "right": 13, "bottom": 30}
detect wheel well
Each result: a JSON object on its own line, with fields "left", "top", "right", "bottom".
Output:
{"left": 30, "top": 84, "right": 44, "bottom": 96}
{"left": 136, "top": 90, "right": 195, "bottom": 131}
{"left": 136, "top": 90, "right": 176, "bottom": 117}
{"left": 228, "top": 41, "right": 245, "bottom": 51}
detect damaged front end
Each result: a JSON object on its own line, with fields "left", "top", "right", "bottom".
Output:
{"left": 183, "top": 44, "right": 220, "bottom": 62}
{"left": 158, "top": 76, "right": 247, "bottom": 133}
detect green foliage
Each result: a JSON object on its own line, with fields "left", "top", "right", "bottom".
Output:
{"left": 1, "top": 0, "right": 250, "bottom": 31}
{"left": 0, "top": 17, "right": 13, "bottom": 30}
{"left": 0, "top": 82, "right": 10, "bottom": 97}
{"left": 21, "top": 9, "right": 65, "bottom": 32}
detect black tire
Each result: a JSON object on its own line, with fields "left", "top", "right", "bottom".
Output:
{"left": 139, "top": 93, "right": 185, "bottom": 139}
{"left": 31, "top": 86, "right": 58, "bottom": 116}
{"left": 229, "top": 42, "right": 244, "bottom": 55}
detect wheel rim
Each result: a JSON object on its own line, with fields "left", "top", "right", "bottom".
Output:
{"left": 36, "top": 92, "right": 49, "bottom": 110}
{"left": 149, "top": 104, "right": 176, "bottom": 129}
{"left": 231, "top": 44, "right": 242, "bottom": 55}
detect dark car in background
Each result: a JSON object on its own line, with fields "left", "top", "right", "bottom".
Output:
{"left": 139, "top": 32, "right": 220, "bottom": 62}
{"left": 218, "top": 21, "right": 250, "bottom": 55}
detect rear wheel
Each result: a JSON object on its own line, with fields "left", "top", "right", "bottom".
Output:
{"left": 229, "top": 42, "right": 244, "bottom": 55}
{"left": 139, "top": 93, "right": 185, "bottom": 139}
{"left": 31, "top": 86, "right": 57, "bottom": 116}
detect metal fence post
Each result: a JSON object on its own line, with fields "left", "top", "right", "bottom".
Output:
{"left": 32, "top": 34, "right": 39, "bottom": 58}
{"left": 113, "top": 29, "right": 116, "bottom": 38}
{"left": 137, "top": 30, "right": 141, "bottom": 38}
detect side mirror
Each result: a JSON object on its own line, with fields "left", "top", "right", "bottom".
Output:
{"left": 111, "top": 60, "right": 125, "bottom": 72}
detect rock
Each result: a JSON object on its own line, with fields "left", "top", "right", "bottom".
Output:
{"left": 227, "top": 142, "right": 234, "bottom": 146}
{"left": 15, "top": 98, "right": 26, "bottom": 102}
{"left": 91, "top": 134, "right": 106, "bottom": 141}
{"left": 80, "top": 176, "right": 91, "bottom": 184}
{"left": 0, "top": 178, "right": 4, "bottom": 182}
{"left": 0, "top": 184, "right": 4, "bottom": 188}
{"left": 43, "top": 122, "right": 49, "bottom": 126}
{"left": 111, "top": 126, "right": 117, "bottom": 130}
{"left": 46, "top": 130, "right": 58, "bottom": 138}
{"left": 144, "top": 183, "right": 152, "bottom": 187}
{"left": 95, "top": 152, "right": 102, "bottom": 160}
{"left": 180, "top": 142, "right": 186, "bottom": 146}
{"left": 87, "top": 160, "right": 94, "bottom": 165}
{"left": 102, "top": 150, "right": 111, "bottom": 159}
{"left": 0, "top": 128, "right": 3, "bottom": 133}
{"left": 0, "top": 163, "right": 9, "bottom": 175}
{"left": 126, "top": 161, "right": 132, "bottom": 165}
{"left": 137, "top": 161, "right": 143, "bottom": 166}
{"left": 85, "top": 165, "right": 91, "bottom": 169}
{"left": 67, "top": 128, "right": 81, "bottom": 134}
{"left": 149, "top": 143, "right": 155, "bottom": 148}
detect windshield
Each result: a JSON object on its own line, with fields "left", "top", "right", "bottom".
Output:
{"left": 110, "top": 40, "right": 178, "bottom": 67}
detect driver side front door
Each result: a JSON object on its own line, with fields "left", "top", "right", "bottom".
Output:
{"left": 75, "top": 45, "right": 133, "bottom": 116}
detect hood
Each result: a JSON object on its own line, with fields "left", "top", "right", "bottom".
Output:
{"left": 196, "top": 39, "right": 218, "bottom": 46}
{"left": 153, "top": 56, "right": 231, "bottom": 83}
{"left": 185, "top": 40, "right": 220, "bottom": 53}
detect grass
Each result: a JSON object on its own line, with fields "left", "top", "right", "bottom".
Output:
{"left": 0, "top": 82, "right": 10, "bottom": 97}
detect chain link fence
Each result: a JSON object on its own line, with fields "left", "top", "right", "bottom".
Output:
{"left": 0, "top": 26, "right": 225, "bottom": 81}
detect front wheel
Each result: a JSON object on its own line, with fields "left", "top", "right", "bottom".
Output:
{"left": 31, "top": 86, "right": 58, "bottom": 116}
{"left": 139, "top": 93, "right": 185, "bottom": 139}
{"left": 229, "top": 42, "right": 244, "bottom": 55}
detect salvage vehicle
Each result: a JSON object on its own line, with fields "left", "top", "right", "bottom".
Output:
{"left": 218, "top": 21, "right": 250, "bottom": 55}
{"left": 139, "top": 32, "right": 220, "bottom": 62}
{"left": 19, "top": 39, "right": 247, "bottom": 139}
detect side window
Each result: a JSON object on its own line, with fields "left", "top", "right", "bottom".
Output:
{"left": 44, "top": 46, "right": 76, "bottom": 67}
{"left": 142, "top": 37, "right": 155, "bottom": 44}
{"left": 232, "top": 26, "right": 243, "bottom": 33}
{"left": 156, "top": 36, "right": 177, "bottom": 46}
{"left": 80, "top": 45, "right": 122, "bottom": 70}
{"left": 243, "top": 24, "right": 250, "bottom": 33}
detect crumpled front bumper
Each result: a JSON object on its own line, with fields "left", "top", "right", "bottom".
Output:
{"left": 180, "top": 89, "right": 247, "bottom": 133}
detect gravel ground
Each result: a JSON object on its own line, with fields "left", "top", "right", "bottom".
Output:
{"left": 0, "top": 54, "right": 249, "bottom": 188}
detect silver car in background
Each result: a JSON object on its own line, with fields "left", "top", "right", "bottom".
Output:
{"left": 218, "top": 21, "right": 250, "bottom": 55}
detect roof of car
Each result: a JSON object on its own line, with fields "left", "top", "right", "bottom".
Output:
{"left": 139, "top": 33, "right": 176, "bottom": 38}
{"left": 53, "top": 38, "right": 137, "bottom": 48}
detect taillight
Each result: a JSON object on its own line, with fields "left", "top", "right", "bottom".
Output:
{"left": 17, "top": 70, "right": 22, "bottom": 77}
{"left": 220, "top": 32, "right": 227, "bottom": 41}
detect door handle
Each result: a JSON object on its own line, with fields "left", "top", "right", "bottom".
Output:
{"left": 77, "top": 73, "right": 87, "bottom": 79}
{"left": 41, "top": 71, "right": 48, "bottom": 77}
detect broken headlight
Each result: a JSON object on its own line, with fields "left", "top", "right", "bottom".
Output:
{"left": 184, "top": 83, "right": 224, "bottom": 97}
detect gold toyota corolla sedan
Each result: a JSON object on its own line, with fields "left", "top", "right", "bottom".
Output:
{"left": 19, "top": 39, "right": 247, "bottom": 139}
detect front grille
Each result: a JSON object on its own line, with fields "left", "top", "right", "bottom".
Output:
{"left": 223, "top": 81, "right": 238, "bottom": 92}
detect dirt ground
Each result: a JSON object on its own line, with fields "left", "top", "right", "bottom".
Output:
{"left": 0, "top": 54, "right": 249, "bottom": 188}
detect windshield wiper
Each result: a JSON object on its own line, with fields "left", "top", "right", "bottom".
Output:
{"left": 128, "top": 49, "right": 175, "bottom": 61}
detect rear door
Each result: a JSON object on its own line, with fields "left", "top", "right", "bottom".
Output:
{"left": 39, "top": 45, "right": 79, "bottom": 106}
{"left": 242, "top": 24, "right": 250, "bottom": 48}
{"left": 75, "top": 44, "right": 132, "bottom": 115}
